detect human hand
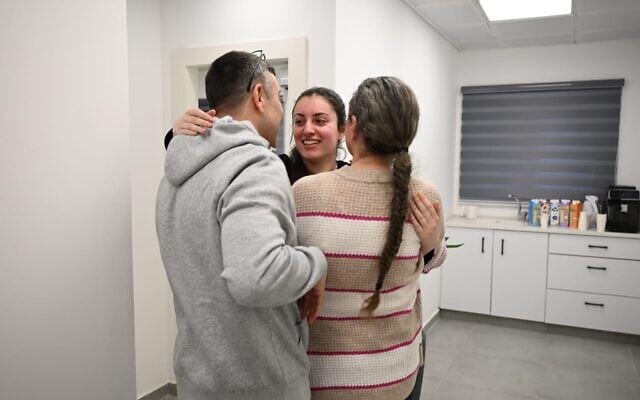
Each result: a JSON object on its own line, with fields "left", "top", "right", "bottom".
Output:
{"left": 299, "top": 275, "right": 327, "bottom": 324}
{"left": 172, "top": 108, "right": 216, "bottom": 136}
{"left": 409, "top": 192, "right": 442, "bottom": 255}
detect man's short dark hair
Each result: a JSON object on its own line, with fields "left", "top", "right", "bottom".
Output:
{"left": 205, "top": 51, "right": 275, "bottom": 111}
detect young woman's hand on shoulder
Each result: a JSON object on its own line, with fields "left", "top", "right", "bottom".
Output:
{"left": 172, "top": 108, "right": 216, "bottom": 136}
{"left": 410, "top": 192, "right": 443, "bottom": 255}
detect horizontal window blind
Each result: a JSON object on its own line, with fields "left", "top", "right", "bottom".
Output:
{"left": 459, "top": 79, "right": 624, "bottom": 202}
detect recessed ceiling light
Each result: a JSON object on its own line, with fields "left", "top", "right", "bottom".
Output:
{"left": 479, "top": 0, "right": 572, "bottom": 22}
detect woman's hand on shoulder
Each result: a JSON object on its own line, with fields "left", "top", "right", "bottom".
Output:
{"left": 410, "top": 192, "right": 442, "bottom": 255}
{"left": 172, "top": 108, "right": 216, "bottom": 136}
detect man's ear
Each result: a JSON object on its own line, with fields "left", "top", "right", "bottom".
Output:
{"left": 251, "top": 83, "right": 266, "bottom": 113}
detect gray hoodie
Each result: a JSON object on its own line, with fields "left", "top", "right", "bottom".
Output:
{"left": 156, "top": 117, "right": 327, "bottom": 400}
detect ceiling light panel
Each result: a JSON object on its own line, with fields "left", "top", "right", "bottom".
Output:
{"left": 479, "top": 0, "right": 572, "bottom": 22}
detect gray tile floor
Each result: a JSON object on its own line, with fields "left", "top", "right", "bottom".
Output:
{"left": 421, "top": 317, "right": 640, "bottom": 400}
{"left": 157, "top": 317, "right": 640, "bottom": 400}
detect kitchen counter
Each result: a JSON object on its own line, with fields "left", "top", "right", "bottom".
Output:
{"left": 446, "top": 216, "right": 640, "bottom": 240}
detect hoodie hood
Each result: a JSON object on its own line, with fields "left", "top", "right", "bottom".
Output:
{"left": 164, "top": 116, "right": 268, "bottom": 186}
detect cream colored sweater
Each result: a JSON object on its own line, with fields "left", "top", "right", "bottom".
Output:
{"left": 292, "top": 166, "right": 445, "bottom": 400}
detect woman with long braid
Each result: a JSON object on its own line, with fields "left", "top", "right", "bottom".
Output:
{"left": 293, "top": 76, "right": 445, "bottom": 400}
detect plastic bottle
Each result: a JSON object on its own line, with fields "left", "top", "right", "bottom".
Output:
{"left": 559, "top": 199, "right": 571, "bottom": 227}
{"left": 550, "top": 200, "right": 560, "bottom": 226}
{"left": 569, "top": 200, "right": 581, "bottom": 229}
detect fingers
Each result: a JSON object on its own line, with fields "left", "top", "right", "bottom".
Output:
{"left": 409, "top": 206, "right": 424, "bottom": 234}
{"left": 432, "top": 200, "right": 442, "bottom": 217}
{"left": 299, "top": 296, "right": 310, "bottom": 321}
{"left": 411, "top": 192, "right": 444, "bottom": 255}
{"left": 173, "top": 108, "right": 214, "bottom": 136}
{"left": 306, "top": 292, "right": 323, "bottom": 324}
{"left": 414, "top": 193, "right": 438, "bottom": 221}
{"left": 187, "top": 108, "right": 215, "bottom": 122}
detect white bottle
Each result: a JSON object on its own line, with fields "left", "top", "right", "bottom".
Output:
{"left": 550, "top": 200, "right": 560, "bottom": 226}
{"left": 540, "top": 203, "right": 549, "bottom": 229}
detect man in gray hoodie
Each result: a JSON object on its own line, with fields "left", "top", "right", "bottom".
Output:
{"left": 156, "top": 51, "right": 327, "bottom": 400}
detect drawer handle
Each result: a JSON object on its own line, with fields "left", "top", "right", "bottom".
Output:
{"left": 481, "top": 237, "right": 485, "bottom": 254}
{"left": 584, "top": 302, "right": 605, "bottom": 307}
{"left": 501, "top": 239, "right": 504, "bottom": 255}
{"left": 586, "top": 266, "right": 607, "bottom": 271}
{"left": 588, "top": 245, "right": 608, "bottom": 249}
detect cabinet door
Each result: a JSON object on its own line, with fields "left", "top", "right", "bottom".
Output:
{"left": 441, "top": 227, "right": 493, "bottom": 314}
{"left": 491, "top": 230, "right": 548, "bottom": 322}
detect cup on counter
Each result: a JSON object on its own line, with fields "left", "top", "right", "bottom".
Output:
{"left": 596, "top": 213, "right": 607, "bottom": 233}
{"left": 540, "top": 214, "right": 549, "bottom": 229}
{"left": 465, "top": 206, "right": 478, "bottom": 220}
{"left": 578, "top": 211, "right": 588, "bottom": 231}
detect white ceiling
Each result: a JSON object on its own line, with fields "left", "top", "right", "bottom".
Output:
{"left": 403, "top": 0, "right": 640, "bottom": 50}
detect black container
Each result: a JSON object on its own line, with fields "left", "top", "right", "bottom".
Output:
{"left": 606, "top": 185, "right": 639, "bottom": 233}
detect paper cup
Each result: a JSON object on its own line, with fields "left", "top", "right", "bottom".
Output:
{"left": 596, "top": 214, "right": 607, "bottom": 233}
{"left": 465, "top": 206, "right": 478, "bottom": 220}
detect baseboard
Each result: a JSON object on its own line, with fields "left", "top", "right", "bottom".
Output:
{"left": 139, "top": 382, "right": 177, "bottom": 400}
{"left": 440, "top": 309, "right": 640, "bottom": 345}
{"left": 422, "top": 308, "right": 440, "bottom": 333}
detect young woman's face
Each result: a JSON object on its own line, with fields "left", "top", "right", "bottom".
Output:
{"left": 292, "top": 95, "right": 343, "bottom": 164}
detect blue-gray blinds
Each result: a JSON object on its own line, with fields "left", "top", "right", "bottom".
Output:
{"left": 459, "top": 79, "right": 624, "bottom": 202}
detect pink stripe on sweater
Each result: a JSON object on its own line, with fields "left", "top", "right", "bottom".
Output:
{"left": 297, "top": 211, "right": 414, "bottom": 224}
{"left": 311, "top": 367, "right": 419, "bottom": 391}
{"left": 316, "top": 309, "right": 413, "bottom": 321}
{"left": 308, "top": 326, "right": 422, "bottom": 356}
{"left": 324, "top": 252, "right": 419, "bottom": 261}
{"left": 297, "top": 211, "right": 391, "bottom": 221}
{"left": 324, "top": 284, "right": 406, "bottom": 294}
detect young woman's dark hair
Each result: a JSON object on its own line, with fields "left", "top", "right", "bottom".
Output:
{"left": 288, "top": 87, "right": 346, "bottom": 183}
{"left": 348, "top": 77, "right": 420, "bottom": 315}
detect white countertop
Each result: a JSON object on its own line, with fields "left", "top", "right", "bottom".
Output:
{"left": 446, "top": 216, "right": 640, "bottom": 240}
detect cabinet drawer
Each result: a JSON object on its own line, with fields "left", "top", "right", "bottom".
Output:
{"left": 545, "top": 289, "right": 640, "bottom": 335}
{"left": 549, "top": 234, "right": 640, "bottom": 260}
{"left": 548, "top": 254, "right": 640, "bottom": 298}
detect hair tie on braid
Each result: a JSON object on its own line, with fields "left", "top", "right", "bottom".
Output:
{"left": 375, "top": 282, "right": 383, "bottom": 291}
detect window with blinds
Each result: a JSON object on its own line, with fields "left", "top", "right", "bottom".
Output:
{"left": 459, "top": 79, "right": 624, "bottom": 202}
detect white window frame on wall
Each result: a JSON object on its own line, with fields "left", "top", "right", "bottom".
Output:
{"left": 171, "top": 37, "right": 308, "bottom": 150}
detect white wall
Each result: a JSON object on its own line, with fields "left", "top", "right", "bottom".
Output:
{"left": 127, "top": 0, "right": 174, "bottom": 397}
{"left": 334, "top": 0, "right": 459, "bottom": 324}
{"left": 457, "top": 39, "right": 640, "bottom": 214}
{"left": 160, "top": 0, "right": 337, "bottom": 128}
{"left": 0, "top": 1, "right": 136, "bottom": 399}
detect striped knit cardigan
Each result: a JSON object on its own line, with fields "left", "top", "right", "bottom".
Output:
{"left": 292, "top": 166, "right": 446, "bottom": 400}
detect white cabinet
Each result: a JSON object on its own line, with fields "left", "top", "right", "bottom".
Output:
{"left": 442, "top": 219, "right": 640, "bottom": 334}
{"left": 491, "top": 230, "right": 548, "bottom": 322}
{"left": 545, "top": 234, "right": 640, "bottom": 334}
{"left": 440, "top": 227, "right": 493, "bottom": 314}
{"left": 546, "top": 289, "right": 640, "bottom": 335}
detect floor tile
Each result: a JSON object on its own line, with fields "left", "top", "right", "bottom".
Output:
{"left": 433, "top": 379, "right": 538, "bottom": 400}
{"left": 425, "top": 318, "right": 476, "bottom": 350}
{"left": 537, "top": 366, "right": 640, "bottom": 400}
{"left": 542, "top": 333, "right": 638, "bottom": 383}
{"left": 420, "top": 376, "right": 441, "bottom": 400}
{"left": 444, "top": 350, "right": 543, "bottom": 396}
{"left": 424, "top": 345, "right": 457, "bottom": 378}
{"left": 463, "top": 322, "right": 547, "bottom": 362}
{"left": 631, "top": 345, "right": 640, "bottom": 381}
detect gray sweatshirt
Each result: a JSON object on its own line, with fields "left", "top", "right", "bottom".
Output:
{"left": 156, "top": 117, "right": 327, "bottom": 400}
